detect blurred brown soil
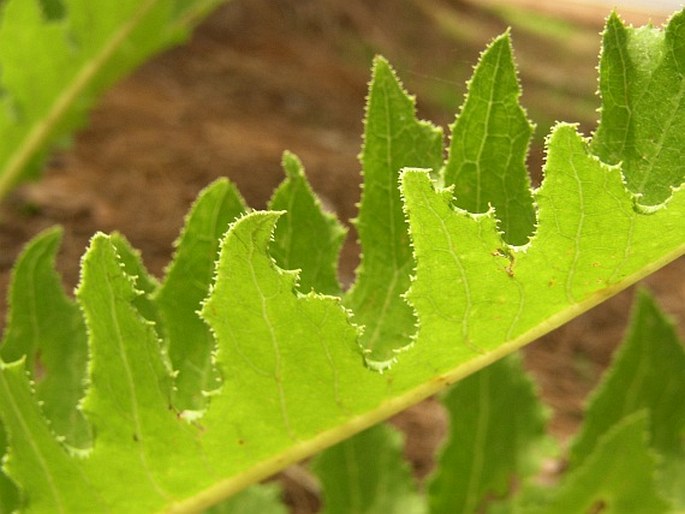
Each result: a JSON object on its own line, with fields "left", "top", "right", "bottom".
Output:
{"left": 0, "top": 0, "right": 682, "bottom": 511}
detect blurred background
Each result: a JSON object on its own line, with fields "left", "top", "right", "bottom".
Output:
{"left": 0, "top": 1, "right": 683, "bottom": 510}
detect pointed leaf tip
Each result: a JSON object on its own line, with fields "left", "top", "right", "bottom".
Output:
{"left": 443, "top": 29, "right": 535, "bottom": 246}
{"left": 348, "top": 55, "right": 443, "bottom": 365}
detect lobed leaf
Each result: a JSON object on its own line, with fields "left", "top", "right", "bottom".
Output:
{"left": 76, "top": 234, "right": 209, "bottom": 512}
{"left": 0, "top": 10, "right": 684, "bottom": 513}
{"left": 345, "top": 56, "right": 444, "bottom": 369}
{"left": 111, "top": 232, "right": 164, "bottom": 335}
{"left": 0, "top": 360, "right": 102, "bottom": 512}
{"left": 0, "top": 227, "right": 89, "bottom": 449}
{"left": 400, "top": 123, "right": 684, "bottom": 391}
{"left": 199, "top": 212, "right": 371, "bottom": 471}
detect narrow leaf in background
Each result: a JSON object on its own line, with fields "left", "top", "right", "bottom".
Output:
{"left": 443, "top": 32, "right": 536, "bottom": 246}
{"left": 269, "top": 151, "right": 347, "bottom": 296}
{"left": 539, "top": 414, "right": 669, "bottom": 514}
{"left": 312, "top": 423, "right": 425, "bottom": 514}
{"left": 0, "top": 227, "right": 89, "bottom": 449}
{"left": 428, "top": 355, "right": 549, "bottom": 514}
{"left": 568, "top": 290, "right": 685, "bottom": 507}
{"left": 204, "top": 484, "right": 288, "bottom": 514}
{"left": 346, "top": 56, "right": 443, "bottom": 369}
{"left": 155, "top": 178, "right": 246, "bottom": 412}
{"left": 591, "top": 11, "right": 685, "bottom": 207}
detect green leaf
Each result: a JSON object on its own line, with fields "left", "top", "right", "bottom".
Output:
{"left": 591, "top": 11, "right": 685, "bottom": 208}
{"left": 401, "top": 123, "right": 684, "bottom": 378}
{"left": 428, "top": 355, "right": 549, "bottom": 514}
{"left": 0, "top": 423, "right": 20, "bottom": 513}
{"left": 0, "top": 360, "right": 103, "bottom": 512}
{"left": 312, "top": 423, "right": 425, "bottom": 514}
{"left": 268, "top": 151, "right": 347, "bottom": 296}
{"left": 569, "top": 290, "right": 685, "bottom": 506}
{"left": 110, "top": 232, "right": 164, "bottom": 335}
{"left": 539, "top": 413, "right": 670, "bottom": 514}
{"left": 204, "top": 484, "right": 287, "bottom": 514}
{"left": 442, "top": 32, "right": 535, "bottom": 246}
{"left": 345, "top": 56, "right": 444, "bottom": 369}
{"left": 1, "top": 13, "right": 685, "bottom": 513}
{"left": 199, "top": 212, "right": 372, "bottom": 473}
{"left": 76, "top": 234, "right": 209, "bottom": 512}
{"left": 0, "top": 227, "right": 89, "bottom": 449}
{"left": 155, "top": 178, "right": 247, "bottom": 412}
{"left": 0, "top": 0, "right": 225, "bottom": 199}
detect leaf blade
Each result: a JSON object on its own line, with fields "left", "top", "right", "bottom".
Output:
{"left": 346, "top": 56, "right": 444, "bottom": 368}
{"left": 312, "top": 424, "right": 425, "bottom": 514}
{"left": 268, "top": 151, "right": 347, "bottom": 296}
{"left": 428, "top": 355, "right": 549, "bottom": 514}
{"left": 0, "top": 360, "right": 103, "bottom": 513}
{"left": 155, "top": 178, "right": 247, "bottom": 412}
{"left": 1, "top": 227, "right": 89, "bottom": 449}
{"left": 591, "top": 10, "right": 685, "bottom": 207}
{"left": 443, "top": 32, "right": 535, "bottom": 245}
{"left": 76, "top": 234, "right": 210, "bottom": 512}
{"left": 569, "top": 290, "right": 685, "bottom": 507}
{"left": 0, "top": 0, "right": 225, "bottom": 199}
{"left": 540, "top": 414, "right": 670, "bottom": 514}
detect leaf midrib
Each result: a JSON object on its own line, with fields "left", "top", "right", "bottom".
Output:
{"left": 162, "top": 238, "right": 685, "bottom": 514}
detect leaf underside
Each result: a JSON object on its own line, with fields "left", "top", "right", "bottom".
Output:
{"left": 0, "top": 9, "right": 684, "bottom": 514}
{"left": 310, "top": 290, "right": 685, "bottom": 514}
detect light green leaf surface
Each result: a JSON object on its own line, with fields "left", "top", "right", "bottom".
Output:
{"left": 77, "top": 234, "right": 209, "bottom": 512}
{"left": 399, "top": 122, "right": 683, "bottom": 393}
{"left": 443, "top": 32, "right": 535, "bottom": 245}
{"left": 569, "top": 290, "right": 685, "bottom": 507}
{"left": 538, "top": 414, "right": 670, "bottom": 514}
{"left": 428, "top": 355, "right": 548, "bottom": 514}
{"left": 0, "top": 423, "right": 19, "bottom": 513}
{"left": 591, "top": 11, "right": 685, "bottom": 207}
{"left": 199, "top": 212, "right": 370, "bottom": 471}
{"left": 0, "top": 227, "right": 89, "bottom": 449}
{"left": 345, "top": 56, "right": 444, "bottom": 369}
{"left": 0, "top": 360, "right": 102, "bottom": 513}
{"left": 268, "top": 151, "right": 346, "bottom": 295}
{"left": 111, "top": 232, "right": 165, "bottom": 337}
{"left": 155, "top": 178, "right": 246, "bottom": 412}
{"left": 312, "top": 423, "right": 425, "bottom": 514}
{"left": 0, "top": 0, "right": 225, "bottom": 200}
